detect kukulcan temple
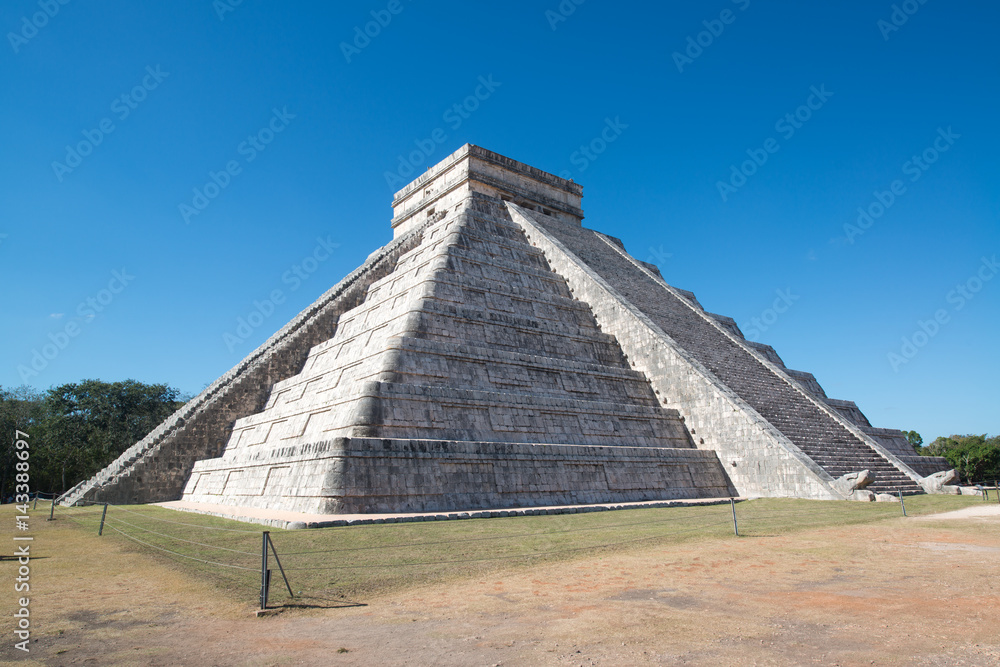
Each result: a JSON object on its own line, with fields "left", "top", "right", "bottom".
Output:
{"left": 63, "top": 145, "right": 953, "bottom": 515}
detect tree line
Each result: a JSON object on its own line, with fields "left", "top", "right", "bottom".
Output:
{"left": 916, "top": 433, "right": 1000, "bottom": 485}
{"left": 1, "top": 380, "right": 187, "bottom": 500}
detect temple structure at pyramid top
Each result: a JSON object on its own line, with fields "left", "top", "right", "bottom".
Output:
{"left": 63, "top": 144, "right": 951, "bottom": 515}
{"left": 390, "top": 144, "right": 585, "bottom": 237}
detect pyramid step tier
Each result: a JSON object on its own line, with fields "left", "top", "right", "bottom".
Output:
{"left": 184, "top": 436, "right": 735, "bottom": 515}
{"left": 73, "top": 144, "right": 947, "bottom": 516}
{"left": 354, "top": 381, "right": 695, "bottom": 448}
{"left": 392, "top": 336, "right": 662, "bottom": 404}
{"left": 511, "top": 205, "right": 926, "bottom": 495}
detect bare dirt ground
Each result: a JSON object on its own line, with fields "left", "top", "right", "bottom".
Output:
{"left": 4, "top": 509, "right": 999, "bottom": 666}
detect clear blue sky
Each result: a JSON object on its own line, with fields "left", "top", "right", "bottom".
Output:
{"left": 2, "top": 1, "right": 997, "bottom": 442}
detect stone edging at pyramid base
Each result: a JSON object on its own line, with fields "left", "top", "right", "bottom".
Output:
{"left": 183, "top": 436, "right": 736, "bottom": 515}
{"left": 157, "top": 495, "right": 742, "bottom": 531}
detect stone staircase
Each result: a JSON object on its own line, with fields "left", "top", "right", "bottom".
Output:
{"left": 66, "top": 143, "right": 942, "bottom": 512}
{"left": 62, "top": 222, "right": 431, "bottom": 506}
{"left": 180, "top": 192, "right": 735, "bottom": 513}
{"left": 524, "top": 213, "right": 925, "bottom": 495}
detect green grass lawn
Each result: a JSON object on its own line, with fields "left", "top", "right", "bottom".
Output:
{"left": 33, "top": 493, "right": 986, "bottom": 608}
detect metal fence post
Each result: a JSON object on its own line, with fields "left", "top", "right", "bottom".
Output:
{"left": 48, "top": 497, "right": 55, "bottom": 521}
{"left": 995, "top": 480, "right": 999, "bottom": 505}
{"left": 897, "top": 488, "right": 907, "bottom": 517}
{"left": 730, "top": 498, "right": 739, "bottom": 536}
{"left": 32, "top": 494, "right": 38, "bottom": 510}
{"left": 260, "top": 531, "right": 270, "bottom": 610}
{"left": 98, "top": 503, "right": 109, "bottom": 536}
{"left": 267, "top": 534, "right": 294, "bottom": 600}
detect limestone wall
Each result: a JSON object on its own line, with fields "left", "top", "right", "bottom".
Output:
{"left": 510, "top": 203, "right": 948, "bottom": 495}
{"left": 862, "top": 427, "right": 950, "bottom": 476}
{"left": 63, "top": 223, "right": 429, "bottom": 506}
{"left": 391, "top": 144, "right": 584, "bottom": 237}
{"left": 181, "top": 192, "right": 735, "bottom": 514}
{"left": 69, "top": 144, "right": 949, "bottom": 514}
{"left": 185, "top": 436, "right": 734, "bottom": 514}
{"left": 508, "top": 203, "right": 843, "bottom": 499}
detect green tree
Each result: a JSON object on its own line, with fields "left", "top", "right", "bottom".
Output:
{"left": 1, "top": 379, "right": 185, "bottom": 497}
{"left": 924, "top": 434, "right": 1000, "bottom": 484}
{"left": 0, "top": 386, "right": 46, "bottom": 500}
{"left": 905, "top": 430, "right": 923, "bottom": 448}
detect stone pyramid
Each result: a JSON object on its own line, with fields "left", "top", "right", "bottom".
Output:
{"left": 64, "top": 145, "right": 948, "bottom": 513}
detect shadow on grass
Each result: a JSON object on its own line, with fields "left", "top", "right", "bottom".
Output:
{"left": 274, "top": 595, "right": 369, "bottom": 610}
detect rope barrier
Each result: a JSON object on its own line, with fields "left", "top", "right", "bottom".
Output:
{"left": 102, "top": 524, "right": 257, "bottom": 571}
{"left": 279, "top": 519, "right": 734, "bottom": 571}
{"left": 735, "top": 507, "right": 899, "bottom": 517}
{"left": 50, "top": 493, "right": 935, "bottom": 610}
{"left": 51, "top": 509, "right": 105, "bottom": 517}
{"left": 276, "top": 505, "right": 732, "bottom": 555}
{"left": 103, "top": 516, "right": 258, "bottom": 556}
{"left": 57, "top": 512, "right": 96, "bottom": 528}
{"left": 735, "top": 507, "right": 901, "bottom": 519}
{"left": 55, "top": 498, "right": 733, "bottom": 578}
{"left": 95, "top": 504, "right": 260, "bottom": 533}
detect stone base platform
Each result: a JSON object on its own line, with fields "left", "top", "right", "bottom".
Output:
{"left": 182, "top": 437, "right": 736, "bottom": 516}
{"left": 157, "top": 496, "right": 741, "bottom": 530}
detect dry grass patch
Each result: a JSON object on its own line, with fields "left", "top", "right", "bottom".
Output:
{"left": 0, "top": 494, "right": 995, "bottom": 666}
{"left": 24, "top": 494, "right": 983, "bottom": 607}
